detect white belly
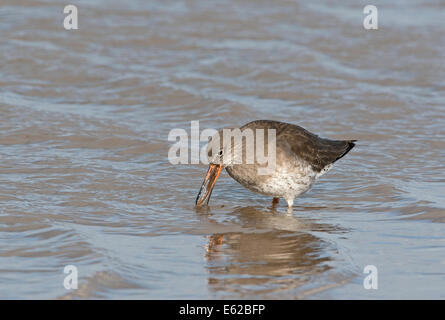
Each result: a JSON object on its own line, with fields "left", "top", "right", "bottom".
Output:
{"left": 227, "top": 160, "right": 333, "bottom": 204}
{"left": 256, "top": 169, "right": 316, "bottom": 199}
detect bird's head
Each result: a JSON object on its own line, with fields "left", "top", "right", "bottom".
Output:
{"left": 195, "top": 128, "right": 244, "bottom": 206}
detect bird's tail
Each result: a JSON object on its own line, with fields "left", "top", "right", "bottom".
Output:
{"left": 333, "top": 140, "right": 356, "bottom": 163}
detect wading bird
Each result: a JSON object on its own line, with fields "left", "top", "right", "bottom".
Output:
{"left": 195, "top": 120, "right": 356, "bottom": 209}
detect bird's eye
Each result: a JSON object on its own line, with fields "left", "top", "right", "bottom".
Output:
{"left": 218, "top": 150, "right": 223, "bottom": 156}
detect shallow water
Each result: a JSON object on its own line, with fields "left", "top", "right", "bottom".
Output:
{"left": 1, "top": 0, "right": 444, "bottom": 299}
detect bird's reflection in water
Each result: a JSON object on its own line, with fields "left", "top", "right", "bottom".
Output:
{"left": 196, "top": 205, "right": 344, "bottom": 298}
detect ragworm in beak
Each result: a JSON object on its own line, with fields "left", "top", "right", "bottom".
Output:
{"left": 195, "top": 164, "right": 222, "bottom": 206}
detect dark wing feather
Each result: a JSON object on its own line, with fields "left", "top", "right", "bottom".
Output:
{"left": 243, "top": 120, "right": 356, "bottom": 173}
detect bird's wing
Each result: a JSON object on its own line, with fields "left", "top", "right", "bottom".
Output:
{"left": 276, "top": 123, "right": 356, "bottom": 172}
{"left": 241, "top": 120, "right": 355, "bottom": 173}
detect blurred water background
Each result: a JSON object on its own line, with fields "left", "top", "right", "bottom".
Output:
{"left": 0, "top": 0, "right": 444, "bottom": 298}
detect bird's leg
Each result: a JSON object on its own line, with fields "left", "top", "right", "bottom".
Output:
{"left": 284, "top": 199, "right": 294, "bottom": 215}
{"left": 286, "top": 198, "right": 294, "bottom": 208}
{"left": 272, "top": 197, "right": 279, "bottom": 206}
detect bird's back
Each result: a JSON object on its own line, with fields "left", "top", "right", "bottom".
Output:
{"left": 241, "top": 120, "right": 356, "bottom": 173}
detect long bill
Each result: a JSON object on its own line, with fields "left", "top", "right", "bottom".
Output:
{"left": 195, "top": 164, "right": 222, "bottom": 206}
